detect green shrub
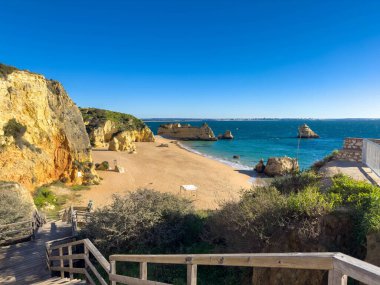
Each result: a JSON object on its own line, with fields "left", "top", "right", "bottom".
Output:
{"left": 287, "top": 186, "right": 332, "bottom": 217}
{"left": 311, "top": 150, "right": 339, "bottom": 171}
{"left": 81, "top": 189, "right": 205, "bottom": 255}
{"left": 3, "top": 119, "right": 26, "bottom": 139}
{"left": 33, "top": 186, "right": 66, "bottom": 209}
{"left": 327, "top": 174, "right": 380, "bottom": 238}
{"left": 271, "top": 171, "right": 321, "bottom": 195}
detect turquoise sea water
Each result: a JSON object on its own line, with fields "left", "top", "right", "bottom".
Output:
{"left": 145, "top": 120, "right": 380, "bottom": 170}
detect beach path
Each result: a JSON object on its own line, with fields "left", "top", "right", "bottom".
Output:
{"left": 80, "top": 137, "right": 253, "bottom": 210}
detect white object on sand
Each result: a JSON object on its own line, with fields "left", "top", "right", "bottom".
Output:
{"left": 179, "top": 185, "right": 198, "bottom": 199}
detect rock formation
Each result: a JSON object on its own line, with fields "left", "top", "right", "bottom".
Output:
{"left": 81, "top": 108, "right": 154, "bottom": 152}
{"left": 218, "top": 130, "right": 234, "bottom": 140}
{"left": 297, "top": 124, "right": 319, "bottom": 138}
{"left": 0, "top": 182, "right": 35, "bottom": 225}
{"left": 254, "top": 159, "right": 265, "bottom": 173}
{"left": 0, "top": 64, "right": 98, "bottom": 190}
{"left": 264, "top": 157, "right": 299, "bottom": 177}
{"left": 158, "top": 122, "right": 217, "bottom": 141}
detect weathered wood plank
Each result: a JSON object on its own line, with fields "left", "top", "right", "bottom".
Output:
{"left": 110, "top": 253, "right": 335, "bottom": 270}
{"left": 109, "top": 273, "right": 172, "bottom": 285}
{"left": 84, "top": 255, "right": 108, "bottom": 285}
{"left": 333, "top": 253, "right": 380, "bottom": 285}
{"left": 84, "top": 239, "right": 110, "bottom": 272}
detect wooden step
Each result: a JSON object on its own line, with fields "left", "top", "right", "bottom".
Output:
{"left": 32, "top": 277, "right": 86, "bottom": 284}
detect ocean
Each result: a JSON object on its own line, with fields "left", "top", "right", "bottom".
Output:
{"left": 145, "top": 119, "right": 380, "bottom": 170}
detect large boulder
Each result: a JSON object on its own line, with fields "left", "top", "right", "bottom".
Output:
{"left": 158, "top": 122, "right": 217, "bottom": 141}
{"left": 0, "top": 182, "right": 35, "bottom": 225}
{"left": 109, "top": 131, "right": 137, "bottom": 153}
{"left": 0, "top": 64, "right": 97, "bottom": 190}
{"left": 298, "top": 124, "right": 319, "bottom": 138}
{"left": 218, "top": 130, "right": 234, "bottom": 140}
{"left": 264, "top": 157, "right": 299, "bottom": 177}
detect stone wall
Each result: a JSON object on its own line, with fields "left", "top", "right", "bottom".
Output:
{"left": 336, "top": 138, "right": 363, "bottom": 162}
{"left": 336, "top": 138, "right": 380, "bottom": 162}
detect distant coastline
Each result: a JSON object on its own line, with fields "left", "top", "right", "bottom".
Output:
{"left": 143, "top": 118, "right": 380, "bottom": 122}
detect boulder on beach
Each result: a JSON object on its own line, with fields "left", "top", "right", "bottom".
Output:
{"left": 254, "top": 159, "right": 265, "bottom": 173}
{"left": 218, "top": 130, "right": 234, "bottom": 140}
{"left": 264, "top": 157, "right": 299, "bottom": 177}
{"left": 298, "top": 124, "right": 319, "bottom": 138}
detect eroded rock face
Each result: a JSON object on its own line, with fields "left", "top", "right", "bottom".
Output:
{"left": 264, "top": 157, "right": 299, "bottom": 177}
{"left": 158, "top": 123, "right": 217, "bottom": 141}
{"left": 81, "top": 108, "right": 155, "bottom": 151}
{"left": 218, "top": 130, "right": 234, "bottom": 140}
{"left": 298, "top": 124, "right": 319, "bottom": 138}
{"left": 254, "top": 159, "right": 265, "bottom": 173}
{"left": 0, "top": 64, "right": 96, "bottom": 190}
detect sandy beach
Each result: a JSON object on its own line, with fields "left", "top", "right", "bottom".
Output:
{"left": 79, "top": 137, "right": 253, "bottom": 210}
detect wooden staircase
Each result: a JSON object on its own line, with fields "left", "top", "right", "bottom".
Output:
{"left": 33, "top": 277, "right": 86, "bottom": 284}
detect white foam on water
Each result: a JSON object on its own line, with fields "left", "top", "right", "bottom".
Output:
{"left": 176, "top": 141, "right": 257, "bottom": 183}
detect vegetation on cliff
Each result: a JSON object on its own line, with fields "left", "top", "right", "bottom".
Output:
{"left": 81, "top": 108, "right": 147, "bottom": 132}
{"left": 82, "top": 172, "right": 380, "bottom": 284}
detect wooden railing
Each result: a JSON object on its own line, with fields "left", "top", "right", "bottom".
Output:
{"left": 59, "top": 206, "right": 92, "bottom": 236}
{"left": 46, "top": 238, "right": 109, "bottom": 285}
{"left": 46, "top": 238, "right": 380, "bottom": 285}
{"left": 0, "top": 210, "right": 45, "bottom": 245}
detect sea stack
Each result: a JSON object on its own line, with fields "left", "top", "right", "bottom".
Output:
{"left": 218, "top": 130, "right": 234, "bottom": 140}
{"left": 297, "top": 124, "right": 319, "bottom": 138}
{"left": 158, "top": 122, "right": 217, "bottom": 141}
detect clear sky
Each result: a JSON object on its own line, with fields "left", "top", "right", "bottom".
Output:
{"left": 1, "top": 0, "right": 379, "bottom": 118}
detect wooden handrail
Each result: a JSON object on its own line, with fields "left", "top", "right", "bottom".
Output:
{"left": 45, "top": 236, "right": 380, "bottom": 285}
{"left": 0, "top": 210, "right": 45, "bottom": 245}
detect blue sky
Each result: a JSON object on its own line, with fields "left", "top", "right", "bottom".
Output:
{"left": 1, "top": 0, "right": 380, "bottom": 118}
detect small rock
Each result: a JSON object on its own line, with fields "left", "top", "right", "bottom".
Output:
{"left": 254, "top": 159, "right": 265, "bottom": 173}
{"left": 218, "top": 130, "right": 234, "bottom": 140}
{"left": 233, "top": 155, "right": 240, "bottom": 159}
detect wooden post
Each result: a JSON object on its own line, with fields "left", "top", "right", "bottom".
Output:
{"left": 68, "top": 245, "right": 73, "bottom": 279}
{"left": 187, "top": 264, "right": 197, "bottom": 285}
{"left": 140, "top": 262, "right": 147, "bottom": 280}
{"left": 110, "top": 260, "right": 116, "bottom": 285}
{"left": 59, "top": 247, "right": 64, "bottom": 278}
{"left": 328, "top": 269, "right": 347, "bottom": 285}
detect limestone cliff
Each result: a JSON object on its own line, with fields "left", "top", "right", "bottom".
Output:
{"left": 0, "top": 63, "right": 97, "bottom": 190}
{"left": 80, "top": 108, "right": 154, "bottom": 152}
{"left": 157, "top": 122, "right": 217, "bottom": 141}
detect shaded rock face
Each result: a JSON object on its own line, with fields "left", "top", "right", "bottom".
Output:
{"left": 298, "top": 124, "right": 319, "bottom": 138}
{"left": 158, "top": 122, "right": 217, "bottom": 141}
{"left": 218, "top": 130, "right": 234, "bottom": 140}
{"left": 0, "top": 64, "right": 95, "bottom": 190}
{"left": 264, "top": 157, "right": 299, "bottom": 177}
{"left": 254, "top": 159, "right": 265, "bottom": 173}
{"left": 81, "top": 108, "right": 154, "bottom": 151}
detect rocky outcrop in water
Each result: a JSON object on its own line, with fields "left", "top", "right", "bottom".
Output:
{"left": 81, "top": 108, "right": 154, "bottom": 152}
{"left": 298, "top": 124, "right": 319, "bottom": 138}
{"left": 264, "top": 157, "right": 299, "bottom": 177}
{"left": 254, "top": 159, "right": 265, "bottom": 173}
{"left": 0, "top": 64, "right": 98, "bottom": 190}
{"left": 158, "top": 123, "right": 217, "bottom": 141}
{"left": 218, "top": 130, "right": 234, "bottom": 140}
